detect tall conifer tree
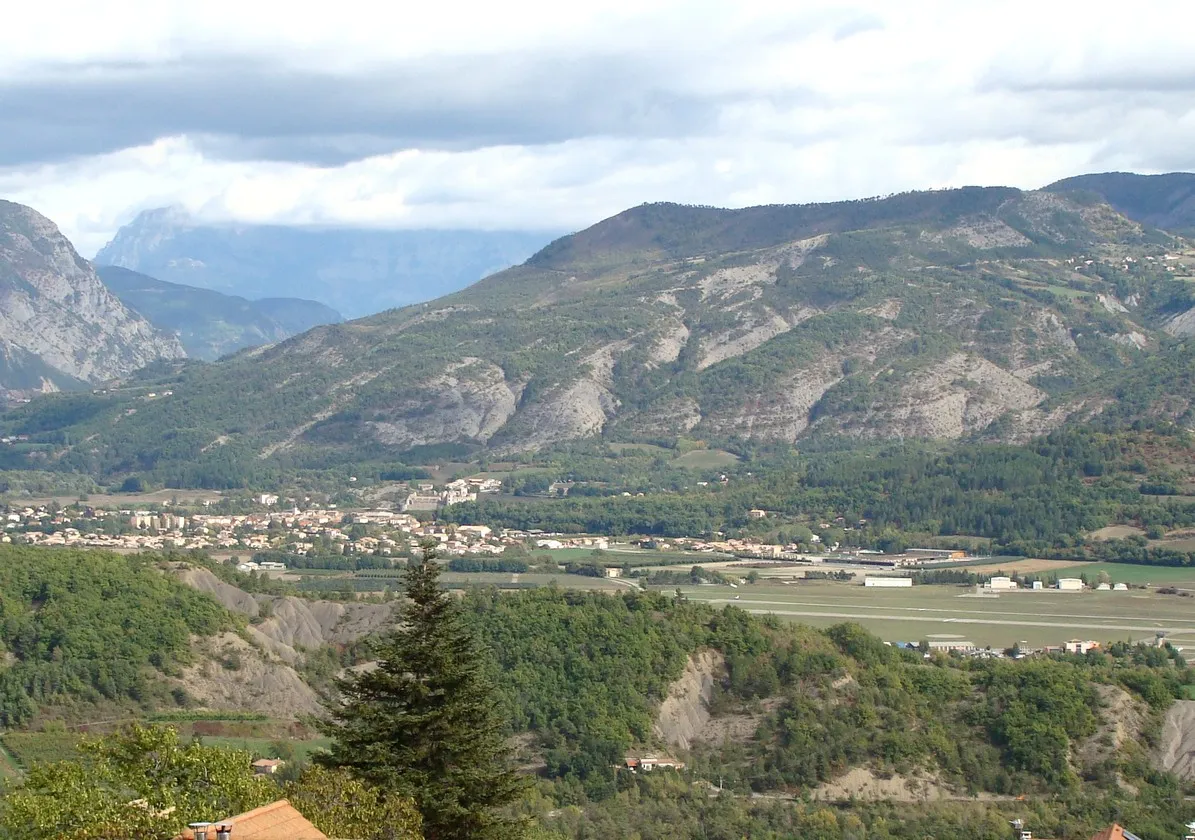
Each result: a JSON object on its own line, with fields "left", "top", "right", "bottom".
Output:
{"left": 318, "top": 544, "right": 525, "bottom": 840}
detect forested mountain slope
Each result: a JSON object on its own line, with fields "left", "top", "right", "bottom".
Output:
{"left": 1047, "top": 172, "right": 1195, "bottom": 234}
{"left": 98, "top": 266, "right": 343, "bottom": 360}
{"left": 0, "top": 202, "right": 184, "bottom": 397}
{"left": 5, "top": 182, "right": 1194, "bottom": 486}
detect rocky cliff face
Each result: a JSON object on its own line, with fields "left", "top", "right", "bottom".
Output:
{"left": 8, "top": 183, "right": 1195, "bottom": 480}
{"left": 0, "top": 201, "right": 185, "bottom": 394}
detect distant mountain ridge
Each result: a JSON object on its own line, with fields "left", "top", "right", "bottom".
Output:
{"left": 5, "top": 173, "right": 1195, "bottom": 487}
{"left": 0, "top": 200, "right": 184, "bottom": 396}
{"left": 98, "top": 266, "right": 343, "bottom": 361}
{"left": 1046, "top": 171, "right": 1195, "bottom": 233}
{"left": 95, "top": 208, "right": 559, "bottom": 318}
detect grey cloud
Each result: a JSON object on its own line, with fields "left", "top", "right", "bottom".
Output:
{"left": 979, "top": 63, "right": 1195, "bottom": 94}
{"left": 0, "top": 53, "right": 732, "bottom": 166}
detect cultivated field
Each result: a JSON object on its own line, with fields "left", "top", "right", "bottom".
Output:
{"left": 677, "top": 579, "right": 1195, "bottom": 652}
{"left": 955, "top": 558, "right": 1088, "bottom": 576}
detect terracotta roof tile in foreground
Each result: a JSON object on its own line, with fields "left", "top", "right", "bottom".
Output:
{"left": 1089, "top": 824, "right": 1143, "bottom": 840}
{"left": 175, "top": 799, "right": 328, "bottom": 840}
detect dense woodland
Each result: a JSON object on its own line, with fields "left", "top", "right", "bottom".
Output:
{"left": 0, "top": 547, "right": 230, "bottom": 727}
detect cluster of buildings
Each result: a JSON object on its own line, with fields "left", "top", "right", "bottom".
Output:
{"left": 1, "top": 502, "right": 519, "bottom": 559}
{"left": 532, "top": 536, "right": 610, "bottom": 551}
{"left": 402, "top": 477, "right": 502, "bottom": 512}
{"left": 981, "top": 576, "right": 1130, "bottom": 593}
{"left": 896, "top": 638, "right": 1104, "bottom": 658}
{"left": 623, "top": 754, "right": 686, "bottom": 772}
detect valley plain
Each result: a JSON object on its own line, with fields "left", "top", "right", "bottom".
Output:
{"left": 682, "top": 578, "right": 1195, "bottom": 651}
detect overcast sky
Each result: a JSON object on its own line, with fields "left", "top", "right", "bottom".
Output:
{"left": 2, "top": 0, "right": 1193, "bottom": 255}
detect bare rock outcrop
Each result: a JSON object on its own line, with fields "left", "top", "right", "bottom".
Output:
{"left": 177, "top": 566, "right": 262, "bottom": 616}
{"left": 810, "top": 767, "right": 950, "bottom": 802}
{"left": 654, "top": 649, "right": 725, "bottom": 751}
{"left": 1163, "top": 306, "right": 1195, "bottom": 338}
{"left": 1157, "top": 700, "right": 1195, "bottom": 780}
{"left": 0, "top": 200, "right": 184, "bottom": 392}
{"left": 501, "top": 378, "right": 619, "bottom": 450}
{"left": 366, "top": 359, "right": 522, "bottom": 448}
{"left": 838, "top": 353, "right": 1045, "bottom": 440}
{"left": 175, "top": 566, "right": 397, "bottom": 661}
{"left": 176, "top": 632, "right": 324, "bottom": 718}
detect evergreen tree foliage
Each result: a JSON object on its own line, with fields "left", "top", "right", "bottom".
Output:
{"left": 318, "top": 544, "right": 526, "bottom": 840}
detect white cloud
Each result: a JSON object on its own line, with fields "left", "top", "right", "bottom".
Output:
{"left": 0, "top": 0, "right": 1193, "bottom": 254}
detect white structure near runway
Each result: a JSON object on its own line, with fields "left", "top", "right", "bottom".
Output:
{"left": 864, "top": 576, "right": 913, "bottom": 588}
{"left": 984, "top": 576, "right": 1018, "bottom": 591}
{"left": 1056, "top": 578, "right": 1084, "bottom": 591}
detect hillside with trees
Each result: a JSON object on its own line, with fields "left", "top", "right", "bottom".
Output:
{"left": 0, "top": 547, "right": 233, "bottom": 727}
{"left": 5, "top": 180, "right": 1195, "bottom": 490}
{"left": 97, "top": 266, "right": 343, "bottom": 361}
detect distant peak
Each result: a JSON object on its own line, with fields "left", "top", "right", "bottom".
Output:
{"left": 95, "top": 205, "right": 197, "bottom": 265}
{"left": 128, "top": 205, "right": 195, "bottom": 227}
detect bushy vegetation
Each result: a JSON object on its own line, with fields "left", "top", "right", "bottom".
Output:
{"left": 0, "top": 547, "right": 232, "bottom": 726}
{"left": 457, "top": 588, "right": 1195, "bottom": 807}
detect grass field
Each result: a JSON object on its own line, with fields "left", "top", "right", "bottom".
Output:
{"left": 0, "top": 741, "right": 22, "bottom": 781}
{"left": 1153, "top": 538, "right": 1195, "bottom": 552}
{"left": 7, "top": 488, "right": 224, "bottom": 507}
{"left": 675, "top": 579, "right": 1195, "bottom": 651}
{"left": 0, "top": 719, "right": 331, "bottom": 775}
{"left": 672, "top": 449, "right": 740, "bottom": 469}
{"left": 439, "top": 572, "right": 632, "bottom": 591}
{"left": 1059, "top": 563, "right": 1195, "bottom": 586}
{"left": 203, "top": 735, "right": 332, "bottom": 762}
{"left": 1, "top": 732, "right": 82, "bottom": 768}
{"left": 1089, "top": 525, "right": 1146, "bottom": 541}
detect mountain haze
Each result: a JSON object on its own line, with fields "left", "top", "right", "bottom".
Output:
{"left": 8, "top": 176, "right": 1195, "bottom": 485}
{"left": 1047, "top": 171, "right": 1195, "bottom": 234}
{"left": 98, "top": 266, "right": 343, "bottom": 360}
{"left": 95, "top": 207, "right": 559, "bottom": 317}
{"left": 0, "top": 201, "right": 184, "bottom": 397}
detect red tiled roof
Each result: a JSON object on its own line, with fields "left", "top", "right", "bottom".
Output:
{"left": 1090, "top": 825, "right": 1139, "bottom": 840}
{"left": 176, "top": 800, "right": 327, "bottom": 840}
